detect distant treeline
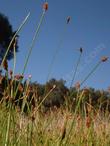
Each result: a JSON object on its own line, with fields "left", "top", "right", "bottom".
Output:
{"left": 0, "top": 74, "right": 110, "bottom": 113}
{"left": 29, "top": 78, "right": 110, "bottom": 112}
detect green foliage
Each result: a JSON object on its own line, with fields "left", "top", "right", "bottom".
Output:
{"left": 0, "top": 13, "right": 18, "bottom": 62}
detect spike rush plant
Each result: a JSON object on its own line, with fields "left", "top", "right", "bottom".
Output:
{"left": 0, "top": 1, "right": 110, "bottom": 146}
{"left": 64, "top": 56, "right": 109, "bottom": 145}
{"left": 46, "top": 16, "right": 71, "bottom": 81}
{"left": 1, "top": 2, "right": 48, "bottom": 146}
{"left": 13, "top": 2, "right": 49, "bottom": 112}
{"left": 70, "top": 47, "right": 83, "bottom": 88}
{"left": 0, "top": 13, "right": 30, "bottom": 70}
{"left": 80, "top": 56, "right": 108, "bottom": 87}
{"left": 22, "top": 2, "right": 48, "bottom": 75}
{"left": 1, "top": 13, "right": 30, "bottom": 146}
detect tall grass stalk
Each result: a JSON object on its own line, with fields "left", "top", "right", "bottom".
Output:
{"left": 80, "top": 60, "right": 101, "bottom": 87}
{"left": 64, "top": 91, "right": 84, "bottom": 145}
{"left": 36, "top": 85, "right": 56, "bottom": 111}
{"left": 14, "top": 10, "right": 46, "bottom": 106}
{"left": 5, "top": 104, "right": 12, "bottom": 146}
{"left": 12, "top": 40, "right": 17, "bottom": 79}
{"left": 1, "top": 12, "right": 30, "bottom": 146}
{"left": 58, "top": 116, "right": 68, "bottom": 146}
{"left": 0, "top": 12, "right": 30, "bottom": 69}
{"left": 46, "top": 20, "right": 70, "bottom": 81}
{"left": 29, "top": 119, "right": 34, "bottom": 146}
{"left": 22, "top": 11, "right": 46, "bottom": 75}
{"left": 70, "top": 50, "right": 82, "bottom": 88}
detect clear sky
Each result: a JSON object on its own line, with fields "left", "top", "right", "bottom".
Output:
{"left": 0, "top": 0, "right": 110, "bottom": 89}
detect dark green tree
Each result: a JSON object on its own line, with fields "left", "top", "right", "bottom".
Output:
{"left": 44, "top": 78, "right": 68, "bottom": 108}
{"left": 0, "top": 13, "right": 18, "bottom": 63}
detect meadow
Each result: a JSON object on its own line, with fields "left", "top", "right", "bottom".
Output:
{"left": 0, "top": 2, "right": 110, "bottom": 146}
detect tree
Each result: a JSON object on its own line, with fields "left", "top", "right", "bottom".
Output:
{"left": 0, "top": 13, "right": 18, "bottom": 63}
{"left": 44, "top": 78, "right": 68, "bottom": 108}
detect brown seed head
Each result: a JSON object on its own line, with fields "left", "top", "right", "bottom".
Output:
{"left": 43, "top": 2, "right": 48, "bottom": 11}
{"left": 14, "top": 74, "right": 24, "bottom": 80}
{"left": 80, "top": 47, "right": 83, "bottom": 53}
{"left": 31, "top": 115, "right": 35, "bottom": 122}
{"left": 13, "top": 36, "right": 18, "bottom": 48}
{"left": 101, "top": 56, "right": 108, "bottom": 62}
{"left": 66, "top": 114, "right": 72, "bottom": 120}
{"left": 67, "top": 16, "right": 71, "bottom": 24}
{"left": 75, "top": 81, "right": 80, "bottom": 90}
{"left": 18, "top": 84, "right": 23, "bottom": 92}
{"left": 0, "top": 74, "right": 4, "bottom": 84}
{"left": 83, "top": 87, "right": 90, "bottom": 95}
{"left": 86, "top": 116, "right": 92, "bottom": 128}
{"left": 61, "top": 127, "right": 66, "bottom": 140}
{"left": 3, "top": 59, "right": 8, "bottom": 71}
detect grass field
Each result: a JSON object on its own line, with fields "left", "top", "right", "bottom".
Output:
{"left": 0, "top": 101, "right": 110, "bottom": 146}
{"left": 0, "top": 2, "right": 110, "bottom": 146}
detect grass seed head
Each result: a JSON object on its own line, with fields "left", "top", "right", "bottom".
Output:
{"left": 0, "top": 74, "right": 3, "bottom": 84}
{"left": 31, "top": 115, "right": 35, "bottom": 122}
{"left": 86, "top": 116, "right": 92, "bottom": 128}
{"left": 14, "top": 74, "right": 24, "bottom": 80}
{"left": 13, "top": 36, "right": 18, "bottom": 48}
{"left": 67, "top": 16, "right": 71, "bottom": 24}
{"left": 75, "top": 81, "right": 80, "bottom": 90}
{"left": 43, "top": 2, "right": 48, "bottom": 11}
{"left": 18, "top": 84, "right": 23, "bottom": 92}
{"left": 83, "top": 87, "right": 90, "bottom": 95}
{"left": 53, "top": 84, "right": 56, "bottom": 89}
{"left": 61, "top": 126, "right": 66, "bottom": 140}
{"left": 101, "top": 56, "right": 108, "bottom": 62}
{"left": 28, "top": 74, "right": 32, "bottom": 79}
{"left": 3, "top": 59, "right": 8, "bottom": 71}
{"left": 80, "top": 47, "right": 83, "bottom": 53}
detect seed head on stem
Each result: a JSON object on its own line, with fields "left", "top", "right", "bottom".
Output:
{"left": 101, "top": 56, "right": 108, "bottom": 62}
{"left": 3, "top": 59, "right": 8, "bottom": 71}
{"left": 43, "top": 2, "right": 48, "bottom": 11}
{"left": 75, "top": 81, "right": 80, "bottom": 90}
{"left": 80, "top": 47, "right": 83, "bottom": 53}
{"left": 14, "top": 74, "right": 24, "bottom": 80}
{"left": 70, "top": 47, "right": 83, "bottom": 88}
{"left": 67, "top": 16, "right": 71, "bottom": 24}
{"left": 80, "top": 56, "right": 108, "bottom": 87}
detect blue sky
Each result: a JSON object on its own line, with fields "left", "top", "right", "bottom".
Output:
{"left": 0, "top": 0, "right": 110, "bottom": 89}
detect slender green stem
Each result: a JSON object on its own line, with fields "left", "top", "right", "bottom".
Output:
{"left": 58, "top": 118, "right": 68, "bottom": 146}
{"left": 36, "top": 85, "right": 56, "bottom": 110}
{"left": 12, "top": 43, "right": 16, "bottom": 79}
{"left": 80, "top": 61, "right": 101, "bottom": 87}
{"left": 64, "top": 91, "right": 84, "bottom": 145}
{"left": 70, "top": 52, "right": 82, "bottom": 88}
{"left": 22, "top": 11, "right": 45, "bottom": 75}
{"left": 5, "top": 105, "right": 12, "bottom": 146}
{"left": 46, "top": 23, "right": 69, "bottom": 82}
{"left": 29, "top": 120, "right": 34, "bottom": 146}
{"left": 14, "top": 11, "right": 46, "bottom": 102}
{"left": 0, "top": 12, "right": 30, "bottom": 69}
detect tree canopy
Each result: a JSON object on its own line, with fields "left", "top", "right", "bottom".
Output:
{"left": 0, "top": 13, "right": 18, "bottom": 63}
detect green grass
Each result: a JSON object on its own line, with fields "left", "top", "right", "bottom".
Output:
{"left": 0, "top": 2, "right": 109, "bottom": 145}
{"left": 0, "top": 101, "right": 110, "bottom": 146}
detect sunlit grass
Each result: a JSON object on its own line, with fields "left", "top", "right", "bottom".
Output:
{"left": 0, "top": 103, "right": 110, "bottom": 146}
{"left": 0, "top": 1, "right": 109, "bottom": 146}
